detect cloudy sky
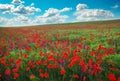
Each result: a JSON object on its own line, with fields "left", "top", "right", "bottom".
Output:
{"left": 0, "top": 0, "right": 120, "bottom": 26}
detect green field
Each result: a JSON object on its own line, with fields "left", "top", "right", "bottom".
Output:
{"left": 0, "top": 20, "right": 120, "bottom": 81}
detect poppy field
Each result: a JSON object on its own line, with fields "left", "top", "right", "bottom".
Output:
{"left": 0, "top": 20, "right": 120, "bottom": 81}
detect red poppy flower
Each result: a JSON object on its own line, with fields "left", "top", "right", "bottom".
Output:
{"left": 83, "top": 76, "right": 86, "bottom": 81}
{"left": 23, "top": 54, "right": 28, "bottom": 59}
{"left": 30, "top": 74, "right": 35, "bottom": 79}
{"left": 5, "top": 69, "right": 11, "bottom": 76}
{"left": 0, "top": 49, "right": 3, "bottom": 55}
{"left": 48, "top": 64, "right": 53, "bottom": 68}
{"left": 43, "top": 72, "right": 49, "bottom": 78}
{"left": 63, "top": 52, "right": 68, "bottom": 59}
{"left": 12, "top": 68, "right": 19, "bottom": 73}
{"left": 68, "top": 63, "right": 74, "bottom": 67}
{"left": 1, "top": 57, "right": 6, "bottom": 65}
{"left": 5, "top": 64, "right": 9, "bottom": 67}
{"left": 28, "top": 60, "right": 33, "bottom": 66}
{"left": 87, "top": 59, "right": 93, "bottom": 67}
{"left": 39, "top": 69, "right": 43, "bottom": 73}
{"left": 36, "top": 60, "right": 42, "bottom": 65}
{"left": 0, "top": 73, "right": 2, "bottom": 78}
{"left": 16, "top": 59, "right": 22, "bottom": 66}
{"left": 40, "top": 73, "right": 44, "bottom": 78}
{"left": 108, "top": 73, "right": 116, "bottom": 81}
{"left": 98, "top": 45, "right": 102, "bottom": 50}
{"left": 43, "top": 61, "right": 47, "bottom": 66}
{"left": 14, "top": 73, "right": 19, "bottom": 79}
{"left": 25, "top": 46, "right": 32, "bottom": 51}
{"left": 118, "top": 77, "right": 120, "bottom": 81}
{"left": 73, "top": 74, "right": 79, "bottom": 79}
{"left": 48, "top": 55, "right": 54, "bottom": 60}
{"left": 31, "top": 65, "right": 36, "bottom": 68}
{"left": 109, "top": 48, "right": 113, "bottom": 52}
{"left": 26, "top": 67, "right": 30, "bottom": 71}
{"left": 9, "top": 57, "right": 15, "bottom": 62}
{"left": 60, "top": 69, "right": 65, "bottom": 75}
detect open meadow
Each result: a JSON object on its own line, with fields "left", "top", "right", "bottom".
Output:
{"left": 0, "top": 20, "right": 120, "bottom": 81}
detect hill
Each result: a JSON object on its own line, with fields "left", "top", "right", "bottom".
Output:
{"left": 0, "top": 19, "right": 120, "bottom": 30}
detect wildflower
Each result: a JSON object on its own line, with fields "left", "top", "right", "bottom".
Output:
{"left": 98, "top": 45, "right": 102, "bottom": 50}
{"left": 39, "top": 69, "right": 43, "bottom": 73}
{"left": 83, "top": 76, "right": 86, "bottom": 81}
{"left": 0, "top": 49, "right": 3, "bottom": 56}
{"left": 30, "top": 74, "right": 35, "bottom": 79}
{"left": 5, "top": 64, "right": 9, "bottom": 67}
{"left": 47, "top": 55, "right": 54, "bottom": 60}
{"left": 118, "top": 77, "right": 120, "bottom": 81}
{"left": 0, "top": 73, "right": 1, "bottom": 77}
{"left": 25, "top": 46, "right": 32, "bottom": 51}
{"left": 14, "top": 73, "right": 19, "bottom": 79}
{"left": 63, "top": 52, "right": 68, "bottom": 59}
{"left": 60, "top": 61, "right": 65, "bottom": 67}
{"left": 1, "top": 57, "right": 6, "bottom": 65}
{"left": 5, "top": 69, "right": 11, "bottom": 76}
{"left": 108, "top": 73, "right": 116, "bottom": 81}
{"left": 9, "top": 57, "right": 15, "bottom": 62}
{"left": 40, "top": 73, "right": 44, "bottom": 78}
{"left": 16, "top": 59, "right": 22, "bottom": 66}
{"left": 60, "top": 69, "right": 65, "bottom": 75}
{"left": 26, "top": 67, "right": 30, "bottom": 71}
{"left": 90, "top": 51, "right": 96, "bottom": 56}
{"left": 12, "top": 68, "right": 19, "bottom": 73}
{"left": 109, "top": 48, "right": 113, "bottom": 52}
{"left": 43, "top": 61, "right": 47, "bottom": 66}
{"left": 36, "top": 60, "right": 42, "bottom": 65}
{"left": 88, "top": 70, "right": 93, "bottom": 75}
{"left": 87, "top": 59, "right": 93, "bottom": 67}
{"left": 23, "top": 54, "right": 28, "bottom": 59}
{"left": 73, "top": 74, "right": 79, "bottom": 79}
{"left": 48, "top": 64, "right": 53, "bottom": 68}
{"left": 68, "top": 63, "right": 73, "bottom": 67}
{"left": 40, "top": 72, "right": 49, "bottom": 78}
{"left": 43, "top": 72, "right": 49, "bottom": 78}
{"left": 31, "top": 65, "right": 36, "bottom": 68}
{"left": 28, "top": 60, "right": 33, "bottom": 67}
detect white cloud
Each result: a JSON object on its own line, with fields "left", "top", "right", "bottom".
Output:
{"left": 12, "top": 15, "right": 30, "bottom": 22}
{"left": 11, "top": 0, "right": 24, "bottom": 4}
{"left": 34, "top": 8, "right": 70, "bottom": 24}
{"left": 0, "top": 4, "right": 14, "bottom": 14}
{"left": 0, "top": 1, "right": 40, "bottom": 15}
{"left": 8, "top": 15, "right": 32, "bottom": 26}
{"left": 75, "top": 9, "right": 114, "bottom": 18}
{"left": 31, "top": 3, "right": 35, "bottom": 7}
{"left": 12, "top": 5, "right": 40, "bottom": 15}
{"left": 0, "top": 16, "right": 33, "bottom": 26}
{"left": 60, "top": 7, "right": 72, "bottom": 12}
{"left": 0, "top": 7, "right": 71, "bottom": 26}
{"left": 112, "top": 4, "right": 119, "bottom": 9}
{"left": 0, "top": 17, "right": 8, "bottom": 25}
{"left": 43, "top": 8, "right": 59, "bottom": 17}
{"left": 76, "top": 3, "right": 88, "bottom": 11}
{"left": 35, "top": 15, "right": 68, "bottom": 24}
{"left": 41, "top": 8, "right": 72, "bottom": 17}
{"left": 74, "top": 3, "right": 114, "bottom": 21}
{"left": 0, "top": 0, "right": 41, "bottom": 26}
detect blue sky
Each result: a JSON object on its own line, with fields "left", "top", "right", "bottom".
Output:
{"left": 0, "top": 0, "right": 120, "bottom": 26}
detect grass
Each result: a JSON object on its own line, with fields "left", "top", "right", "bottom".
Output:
{"left": 0, "top": 19, "right": 120, "bottom": 81}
